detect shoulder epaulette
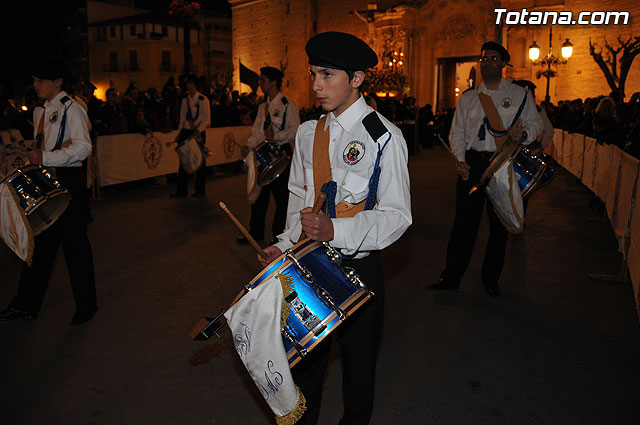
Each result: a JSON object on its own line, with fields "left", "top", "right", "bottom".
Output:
{"left": 60, "top": 95, "right": 72, "bottom": 105}
{"left": 281, "top": 96, "right": 288, "bottom": 105}
{"left": 198, "top": 95, "right": 205, "bottom": 101}
{"left": 362, "top": 111, "right": 388, "bottom": 142}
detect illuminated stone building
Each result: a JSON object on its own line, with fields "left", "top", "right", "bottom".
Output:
{"left": 230, "top": 0, "right": 640, "bottom": 110}
{"left": 86, "top": 0, "right": 231, "bottom": 99}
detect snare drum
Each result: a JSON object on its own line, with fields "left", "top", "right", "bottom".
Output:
{"left": 513, "top": 147, "right": 554, "bottom": 197}
{"left": 254, "top": 141, "right": 291, "bottom": 186}
{"left": 1, "top": 165, "right": 70, "bottom": 235}
{"left": 233, "top": 238, "right": 373, "bottom": 368}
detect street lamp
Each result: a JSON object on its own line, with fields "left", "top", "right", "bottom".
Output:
{"left": 528, "top": 27, "right": 573, "bottom": 103}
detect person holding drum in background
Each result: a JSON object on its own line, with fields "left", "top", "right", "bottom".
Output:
{"left": 237, "top": 67, "right": 300, "bottom": 246}
{"left": 428, "top": 42, "right": 543, "bottom": 297}
{"left": 171, "top": 74, "right": 211, "bottom": 198}
{"left": 258, "top": 32, "right": 412, "bottom": 425}
{"left": 0, "top": 56, "right": 97, "bottom": 325}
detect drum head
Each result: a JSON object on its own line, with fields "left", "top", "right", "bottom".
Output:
{"left": 257, "top": 158, "right": 289, "bottom": 186}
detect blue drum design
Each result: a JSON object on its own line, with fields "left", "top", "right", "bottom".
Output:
{"left": 1, "top": 164, "right": 70, "bottom": 235}
{"left": 238, "top": 238, "right": 373, "bottom": 368}
{"left": 254, "top": 141, "right": 290, "bottom": 186}
{"left": 512, "top": 147, "right": 554, "bottom": 197}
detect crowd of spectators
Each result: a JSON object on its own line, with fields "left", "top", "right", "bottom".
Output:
{"left": 543, "top": 92, "right": 640, "bottom": 159}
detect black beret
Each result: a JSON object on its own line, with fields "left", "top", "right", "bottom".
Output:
{"left": 32, "top": 56, "right": 70, "bottom": 81}
{"left": 260, "top": 66, "right": 284, "bottom": 81}
{"left": 306, "top": 31, "right": 378, "bottom": 71}
{"left": 481, "top": 41, "right": 510, "bottom": 63}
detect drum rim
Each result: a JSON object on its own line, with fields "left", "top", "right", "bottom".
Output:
{"left": 257, "top": 158, "right": 289, "bottom": 186}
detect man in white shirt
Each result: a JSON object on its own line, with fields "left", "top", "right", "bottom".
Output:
{"left": 171, "top": 74, "right": 211, "bottom": 198}
{"left": 428, "top": 42, "right": 543, "bottom": 296}
{"left": 258, "top": 32, "right": 412, "bottom": 425}
{"left": 237, "top": 67, "right": 300, "bottom": 245}
{"left": 0, "top": 56, "right": 97, "bottom": 325}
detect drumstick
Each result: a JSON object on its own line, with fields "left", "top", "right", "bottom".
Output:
{"left": 437, "top": 135, "right": 461, "bottom": 166}
{"left": 219, "top": 201, "right": 268, "bottom": 259}
{"left": 298, "top": 193, "right": 327, "bottom": 242}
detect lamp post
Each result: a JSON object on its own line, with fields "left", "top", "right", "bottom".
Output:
{"left": 528, "top": 27, "right": 573, "bottom": 103}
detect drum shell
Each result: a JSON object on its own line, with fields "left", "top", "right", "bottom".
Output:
{"left": 240, "top": 239, "right": 372, "bottom": 368}
{"left": 513, "top": 148, "right": 554, "bottom": 197}
{"left": 2, "top": 165, "right": 70, "bottom": 235}
{"left": 254, "top": 142, "right": 290, "bottom": 186}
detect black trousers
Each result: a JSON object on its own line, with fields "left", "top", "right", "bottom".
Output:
{"left": 10, "top": 166, "right": 97, "bottom": 315}
{"left": 176, "top": 129, "right": 207, "bottom": 195}
{"left": 441, "top": 149, "right": 508, "bottom": 286}
{"left": 293, "top": 252, "right": 384, "bottom": 425}
{"left": 248, "top": 165, "right": 290, "bottom": 241}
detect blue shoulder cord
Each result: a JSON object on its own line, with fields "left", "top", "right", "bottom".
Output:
{"left": 478, "top": 87, "right": 529, "bottom": 140}
{"left": 53, "top": 102, "right": 72, "bottom": 151}
{"left": 320, "top": 131, "right": 392, "bottom": 218}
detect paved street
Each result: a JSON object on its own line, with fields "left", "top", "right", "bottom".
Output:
{"left": 1, "top": 145, "right": 639, "bottom": 425}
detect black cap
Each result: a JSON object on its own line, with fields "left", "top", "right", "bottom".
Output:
{"left": 260, "top": 66, "right": 284, "bottom": 81}
{"left": 306, "top": 31, "right": 378, "bottom": 71}
{"left": 32, "top": 56, "right": 70, "bottom": 81}
{"left": 481, "top": 41, "right": 510, "bottom": 63}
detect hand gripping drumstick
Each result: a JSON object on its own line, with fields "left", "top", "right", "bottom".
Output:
{"left": 298, "top": 192, "right": 327, "bottom": 242}
{"left": 218, "top": 202, "right": 269, "bottom": 259}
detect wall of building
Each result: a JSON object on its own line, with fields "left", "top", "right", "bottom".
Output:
{"left": 230, "top": 0, "right": 640, "bottom": 109}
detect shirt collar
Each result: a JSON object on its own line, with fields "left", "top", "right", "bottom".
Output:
{"left": 478, "top": 77, "right": 510, "bottom": 94}
{"left": 325, "top": 95, "right": 368, "bottom": 133}
{"left": 44, "top": 91, "right": 67, "bottom": 108}
{"left": 267, "top": 91, "right": 283, "bottom": 107}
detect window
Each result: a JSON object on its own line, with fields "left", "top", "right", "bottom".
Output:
{"left": 161, "top": 25, "right": 168, "bottom": 36}
{"left": 109, "top": 51, "right": 118, "bottom": 71}
{"left": 130, "top": 25, "right": 136, "bottom": 36}
{"left": 129, "top": 50, "right": 139, "bottom": 71}
{"left": 110, "top": 26, "right": 116, "bottom": 37}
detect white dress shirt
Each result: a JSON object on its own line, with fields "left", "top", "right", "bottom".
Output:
{"left": 247, "top": 92, "right": 300, "bottom": 149}
{"left": 33, "top": 91, "right": 91, "bottom": 168}
{"left": 450, "top": 77, "right": 544, "bottom": 162}
{"left": 178, "top": 91, "right": 211, "bottom": 132}
{"left": 275, "top": 95, "right": 412, "bottom": 258}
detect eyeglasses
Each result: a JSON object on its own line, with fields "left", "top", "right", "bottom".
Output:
{"left": 479, "top": 56, "right": 502, "bottom": 63}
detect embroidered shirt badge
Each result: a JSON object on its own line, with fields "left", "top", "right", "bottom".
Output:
{"left": 343, "top": 141, "right": 365, "bottom": 165}
{"left": 49, "top": 111, "right": 58, "bottom": 123}
{"left": 502, "top": 98, "right": 512, "bottom": 108}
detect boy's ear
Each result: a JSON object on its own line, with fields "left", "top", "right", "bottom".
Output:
{"left": 351, "top": 71, "right": 366, "bottom": 89}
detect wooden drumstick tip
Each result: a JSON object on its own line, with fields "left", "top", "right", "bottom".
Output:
{"left": 219, "top": 201, "right": 227, "bottom": 210}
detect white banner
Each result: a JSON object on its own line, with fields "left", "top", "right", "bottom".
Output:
{"left": 95, "top": 126, "right": 252, "bottom": 186}
{"left": 224, "top": 274, "right": 306, "bottom": 424}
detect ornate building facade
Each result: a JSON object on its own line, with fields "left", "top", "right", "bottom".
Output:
{"left": 230, "top": 0, "right": 640, "bottom": 110}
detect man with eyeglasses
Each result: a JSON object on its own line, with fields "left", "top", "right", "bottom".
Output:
{"left": 428, "top": 41, "right": 543, "bottom": 297}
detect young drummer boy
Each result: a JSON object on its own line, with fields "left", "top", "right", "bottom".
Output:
{"left": 259, "top": 31, "right": 412, "bottom": 425}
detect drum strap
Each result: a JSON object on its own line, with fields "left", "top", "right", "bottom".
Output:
{"left": 477, "top": 87, "right": 529, "bottom": 149}
{"left": 312, "top": 113, "right": 390, "bottom": 220}
{"left": 35, "top": 107, "right": 46, "bottom": 150}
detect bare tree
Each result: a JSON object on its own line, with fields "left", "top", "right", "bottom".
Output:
{"left": 589, "top": 36, "right": 640, "bottom": 100}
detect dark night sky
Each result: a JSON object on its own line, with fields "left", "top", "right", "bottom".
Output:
{"left": 0, "top": 1, "right": 230, "bottom": 92}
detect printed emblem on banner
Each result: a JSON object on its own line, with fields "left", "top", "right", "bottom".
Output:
{"left": 141, "top": 134, "right": 162, "bottom": 169}
{"left": 49, "top": 111, "right": 58, "bottom": 123}
{"left": 223, "top": 132, "right": 236, "bottom": 159}
{"left": 502, "top": 98, "right": 512, "bottom": 108}
{"left": 343, "top": 141, "right": 365, "bottom": 165}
